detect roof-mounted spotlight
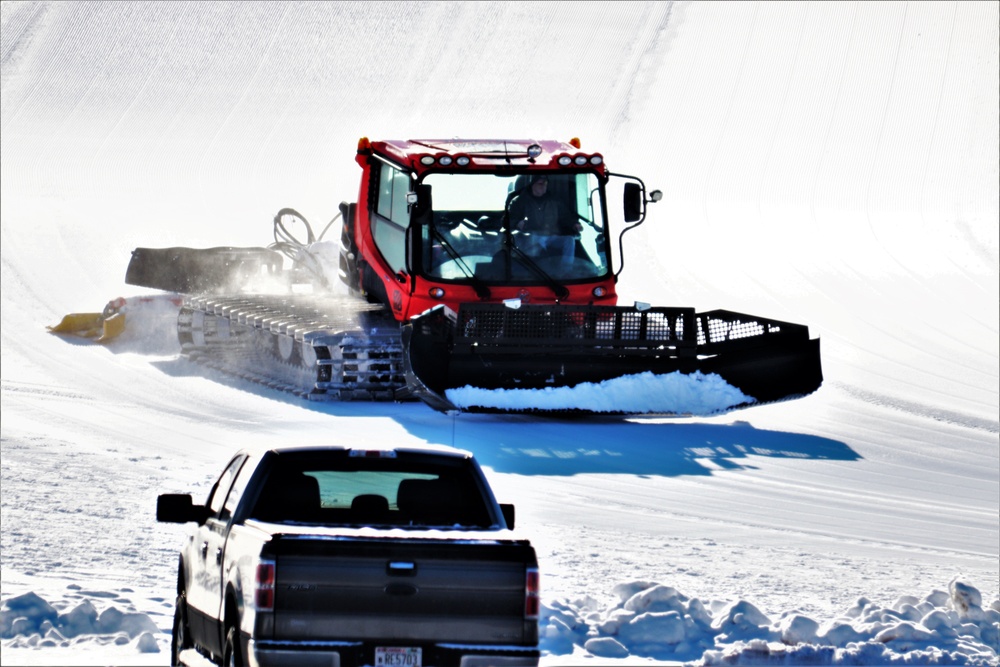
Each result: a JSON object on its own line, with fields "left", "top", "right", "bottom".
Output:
{"left": 527, "top": 144, "right": 543, "bottom": 159}
{"left": 438, "top": 155, "right": 454, "bottom": 166}
{"left": 455, "top": 155, "right": 471, "bottom": 166}
{"left": 419, "top": 155, "right": 435, "bottom": 165}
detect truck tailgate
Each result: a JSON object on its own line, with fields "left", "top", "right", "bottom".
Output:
{"left": 271, "top": 536, "right": 535, "bottom": 644}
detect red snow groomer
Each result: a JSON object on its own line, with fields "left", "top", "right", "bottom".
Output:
{"left": 120, "top": 138, "right": 822, "bottom": 414}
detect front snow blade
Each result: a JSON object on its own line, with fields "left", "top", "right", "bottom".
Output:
{"left": 403, "top": 303, "right": 822, "bottom": 415}
{"left": 125, "top": 246, "right": 283, "bottom": 294}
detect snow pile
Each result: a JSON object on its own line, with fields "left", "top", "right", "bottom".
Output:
{"left": 447, "top": 371, "right": 756, "bottom": 415}
{"left": 4, "top": 580, "right": 997, "bottom": 665}
{"left": 1, "top": 591, "right": 161, "bottom": 655}
{"left": 540, "top": 579, "right": 1000, "bottom": 665}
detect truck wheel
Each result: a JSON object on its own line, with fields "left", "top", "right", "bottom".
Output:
{"left": 170, "top": 594, "right": 192, "bottom": 666}
{"left": 224, "top": 624, "right": 243, "bottom": 667}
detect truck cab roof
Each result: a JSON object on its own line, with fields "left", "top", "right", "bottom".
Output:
{"left": 244, "top": 442, "right": 475, "bottom": 461}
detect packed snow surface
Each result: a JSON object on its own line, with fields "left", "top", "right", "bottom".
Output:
{"left": 2, "top": 1, "right": 997, "bottom": 665}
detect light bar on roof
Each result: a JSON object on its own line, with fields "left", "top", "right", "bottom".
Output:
{"left": 416, "top": 153, "right": 473, "bottom": 167}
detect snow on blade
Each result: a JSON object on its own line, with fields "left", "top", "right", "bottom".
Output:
{"left": 446, "top": 371, "right": 756, "bottom": 415}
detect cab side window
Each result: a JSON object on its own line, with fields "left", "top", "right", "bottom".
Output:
{"left": 220, "top": 456, "right": 255, "bottom": 523}
{"left": 373, "top": 163, "right": 410, "bottom": 273}
{"left": 205, "top": 455, "right": 246, "bottom": 518}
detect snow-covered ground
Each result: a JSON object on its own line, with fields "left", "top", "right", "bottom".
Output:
{"left": 1, "top": 1, "right": 997, "bottom": 665}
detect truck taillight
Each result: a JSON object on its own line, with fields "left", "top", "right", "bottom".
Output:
{"left": 349, "top": 449, "right": 397, "bottom": 458}
{"left": 525, "top": 567, "right": 540, "bottom": 619}
{"left": 255, "top": 559, "right": 275, "bottom": 611}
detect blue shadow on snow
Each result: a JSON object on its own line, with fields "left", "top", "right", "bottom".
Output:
{"left": 148, "top": 358, "right": 857, "bottom": 478}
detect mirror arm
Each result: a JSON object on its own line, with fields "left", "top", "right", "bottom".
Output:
{"left": 607, "top": 172, "right": 661, "bottom": 278}
{"left": 616, "top": 223, "right": 643, "bottom": 279}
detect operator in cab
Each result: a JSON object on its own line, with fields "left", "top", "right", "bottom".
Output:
{"left": 508, "top": 174, "right": 583, "bottom": 267}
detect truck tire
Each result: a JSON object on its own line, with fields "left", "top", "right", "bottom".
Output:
{"left": 224, "top": 624, "right": 243, "bottom": 667}
{"left": 170, "top": 593, "right": 192, "bottom": 666}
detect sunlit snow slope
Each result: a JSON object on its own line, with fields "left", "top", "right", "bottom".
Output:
{"left": 2, "top": 1, "right": 997, "bottom": 665}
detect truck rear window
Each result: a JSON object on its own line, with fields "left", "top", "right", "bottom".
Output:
{"left": 248, "top": 451, "right": 493, "bottom": 529}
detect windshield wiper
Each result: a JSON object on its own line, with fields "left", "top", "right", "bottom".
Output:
{"left": 508, "top": 241, "right": 570, "bottom": 301}
{"left": 428, "top": 224, "right": 491, "bottom": 299}
{"left": 500, "top": 204, "right": 570, "bottom": 301}
{"left": 500, "top": 228, "right": 569, "bottom": 301}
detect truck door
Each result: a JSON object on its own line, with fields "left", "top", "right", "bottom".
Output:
{"left": 368, "top": 160, "right": 414, "bottom": 312}
{"left": 186, "top": 454, "right": 247, "bottom": 656}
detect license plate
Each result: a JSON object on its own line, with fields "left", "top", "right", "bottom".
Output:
{"left": 375, "top": 646, "right": 422, "bottom": 667}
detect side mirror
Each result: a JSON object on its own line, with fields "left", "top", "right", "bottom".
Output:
{"left": 411, "top": 183, "right": 432, "bottom": 218}
{"left": 500, "top": 503, "right": 516, "bottom": 530}
{"left": 623, "top": 182, "right": 643, "bottom": 223}
{"left": 157, "top": 494, "right": 210, "bottom": 525}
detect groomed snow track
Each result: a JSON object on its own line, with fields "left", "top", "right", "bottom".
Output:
{"left": 176, "top": 294, "right": 407, "bottom": 400}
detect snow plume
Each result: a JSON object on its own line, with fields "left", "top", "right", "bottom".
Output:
{"left": 539, "top": 580, "right": 1000, "bottom": 665}
{"left": 447, "top": 371, "right": 756, "bottom": 415}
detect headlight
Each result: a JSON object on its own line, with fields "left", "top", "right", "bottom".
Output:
{"left": 590, "top": 155, "right": 603, "bottom": 165}
{"left": 557, "top": 155, "right": 572, "bottom": 166}
{"left": 456, "top": 156, "right": 471, "bottom": 166}
{"left": 574, "top": 155, "right": 588, "bottom": 165}
{"left": 419, "top": 155, "right": 435, "bottom": 165}
{"left": 438, "top": 155, "right": 453, "bottom": 166}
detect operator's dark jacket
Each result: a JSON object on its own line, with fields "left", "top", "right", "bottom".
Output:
{"left": 509, "top": 192, "right": 575, "bottom": 236}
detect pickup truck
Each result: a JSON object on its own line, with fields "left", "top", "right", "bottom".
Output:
{"left": 156, "top": 444, "right": 539, "bottom": 667}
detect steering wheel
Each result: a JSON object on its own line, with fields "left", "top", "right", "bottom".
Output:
{"left": 461, "top": 215, "right": 501, "bottom": 234}
{"left": 435, "top": 216, "right": 462, "bottom": 231}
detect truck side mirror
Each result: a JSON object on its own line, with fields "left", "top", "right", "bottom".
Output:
{"left": 500, "top": 503, "right": 516, "bottom": 529}
{"left": 157, "top": 494, "right": 210, "bottom": 525}
{"left": 623, "top": 182, "right": 643, "bottom": 223}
